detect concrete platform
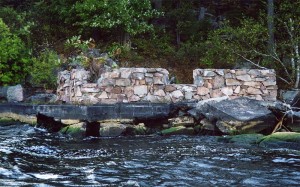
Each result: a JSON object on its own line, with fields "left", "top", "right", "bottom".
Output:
{"left": 0, "top": 102, "right": 173, "bottom": 121}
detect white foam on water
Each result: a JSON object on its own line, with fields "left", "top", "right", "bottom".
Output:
{"left": 0, "top": 147, "right": 12, "bottom": 154}
{"left": 272, "top": 157, "right": 300, "bottom": 163}
{"left": 106, "top": 161, "right": 117, "bottom": 166}
{"left": 0, "top": 167, "right": 13, "bottom": 176}
{"left": 32, "top": 173, "right": 59, "bottom": 180}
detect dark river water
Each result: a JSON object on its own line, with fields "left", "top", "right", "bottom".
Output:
{"left": 0, "top": 122, "right": 300, "bottom": 187}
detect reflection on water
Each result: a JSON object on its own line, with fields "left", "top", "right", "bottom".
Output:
{"left": 0, "top": 122, "right": 300, "bottom": 186}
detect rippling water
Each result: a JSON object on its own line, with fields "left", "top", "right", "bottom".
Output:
{"left": 0, "top": 122, "right": 300, "bottom": 186}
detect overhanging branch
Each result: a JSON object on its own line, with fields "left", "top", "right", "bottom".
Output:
{"left": 234, "top": 52, "right": 291, "bottom": 84}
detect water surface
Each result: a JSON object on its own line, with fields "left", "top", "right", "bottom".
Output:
{"left": 0, "top": 122, "right": 300, "bottom": 186}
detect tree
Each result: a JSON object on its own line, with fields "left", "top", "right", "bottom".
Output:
{"left": 200, "top": 0, "right": 300, "bottom": 89}
{"left": 0, "top": 18, "right": 30, "bottom": 85}
{"left": 267, "top": 0, "right": 275, "bottom": 56}
{"left": 74, "top": 0, "right": 160, "bottom": 47}
{"left": 275, "top": 0, "right": 300, "bottom": 88}
{"left": 30, "top": 50, "right": 61, "bottom": 89}
{"left": 200, "top": 18, "right": 268, "bottom": 68}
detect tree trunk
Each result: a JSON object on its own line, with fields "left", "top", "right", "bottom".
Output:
{"left": 0, "top": 86, "right": 8, "bottom": 99}
{"left": 176, "top": 1, "right": 181, "bottom": 46}
{"left": 267, "top": 0, "right": 275, "bottom": 56}
{"left": 287, "top": 18, "right": 300, "bottom": 88}
{"left": 294, "top": 44, "right": 300, "bottom": 88}
{"left": 152, "top": 0, "right": 162, "bottom": 9}
{"left": 176, "top": 30, "right": 181, "bottom": 46}
{"left": 198, "top": 7, "right": 207, "bottom": 20}
{"left": 122, "top": 32, "right": 131, "bottom": 49}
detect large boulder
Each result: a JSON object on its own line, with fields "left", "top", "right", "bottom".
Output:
{"left": 280, "top": 89, "right": 300, "bottom": 106}
{"left": 0, "top": 84, "right": 24, "bottom": 102}
{"left": 195, "top": 97, "right": 277, "bottom": 135}
{"left": 267, "top": 100, "right": 300, "bottom": 133}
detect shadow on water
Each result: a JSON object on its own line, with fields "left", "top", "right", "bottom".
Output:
{"left": 0, "top": 122, "right": 300, "bottom": 186}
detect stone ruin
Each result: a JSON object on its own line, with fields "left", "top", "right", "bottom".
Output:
{"left": 57, "top": 67, "right": 277, "bottom": 104}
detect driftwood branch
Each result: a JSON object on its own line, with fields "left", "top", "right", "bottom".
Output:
{"left": 251, "top": 49, "right": 293, "bottom": 82}
{"left": 234, "top": 52, "right": 291, "bottom": 84}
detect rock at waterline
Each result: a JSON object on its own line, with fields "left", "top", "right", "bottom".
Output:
{"left": 161, "top": 126, "right": 195, "bottom": 136}
{"left": 218, "top": 134, "right": 264, "bottom": 145}
{"left": 60, "top": 122, "right": 86, "bottom": 139}
{"left": 168, "top": 116, "right": 195, "bottom": 127}
{"left": 124, "top": 123, "right": 147, "bottom": 136}
{"left": 195, "top": 97, "right": 276, "bottom": 135}
{"left": 258, "top": 132, "right": 300, "bottom": 150}
{"left": 99, "top": 123, "right": 127, "bottom": 137}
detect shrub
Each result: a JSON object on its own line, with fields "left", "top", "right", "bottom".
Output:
{"left": 30, "top": 50, "right": 61, "bottom": 89}
{"left": 0, "top": 18, "right": 30, "bottom": 85}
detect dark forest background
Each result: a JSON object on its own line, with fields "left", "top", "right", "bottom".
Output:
{"left": 0, "top": 0, "right": 299, "bottom": 90}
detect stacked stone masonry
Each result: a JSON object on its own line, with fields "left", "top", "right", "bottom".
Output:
{"left": 57, "top": 68, "right": 277, "bottom": 104}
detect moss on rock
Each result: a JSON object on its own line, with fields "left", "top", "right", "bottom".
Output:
{"left": 218, "top": 134, "right": 264, "bottom": 145}
{"left": 258, "top": 132, "right": 300, "bottom": 150}
{"left": 0, "top": 112, "right": 37, "bottom": 125}
{"left": 124, "top": 123, "right": 147, "bottom": 136}
{"left": 161, "top": 126, "right": 195, "bottom": 136}
{"left": 60, "top": 122, "right": 86, "bottom": 138}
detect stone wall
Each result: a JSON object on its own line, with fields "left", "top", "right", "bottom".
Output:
{"left": 57, "top": 68, "right": 277, "bottom": 104}
{"left": 193, "top": 69, "right": 277, "bottom": 101}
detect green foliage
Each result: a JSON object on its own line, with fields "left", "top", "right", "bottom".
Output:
{"left": 0, "top": 7, "right": 34, "bottom": 41}
{"left": 0, "top": 18, "right": 30, "bottom": 86}
{"left": 106, "top": 42, "right": 125, "bottom": 59}
{"left": 275, "top": 1, "right": 300, "bottom": 60}
{"left": 30, "top": 50, "right": 61, "bottom": 89}
{"left": 166, "top": 1, "right": 212, "bottom": 43}
{"left": 65, "top": 35, "right": 92, "bottom": 54}
{"left": 0, "top": 0, "right": 299, "bottom": 87}
{"left": 133, "top": 34, "right": 175, "bottom": 59}
{"left": 74, "top": 0, "right": 160, "bottom": 35}
{"left": 66, "top": 55, "right": 90, "bottom": 70}
{"left": 200, "top": 18, "right": 268, "bottom": 68}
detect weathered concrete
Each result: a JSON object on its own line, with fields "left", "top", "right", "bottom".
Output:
{"left": 0, "top": 102, "right": 172, "bottom": 122}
